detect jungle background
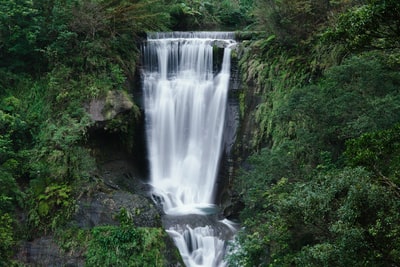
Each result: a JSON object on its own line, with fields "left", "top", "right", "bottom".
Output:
{"left": 1, "top": 0, "right": 400, "bottom": 266}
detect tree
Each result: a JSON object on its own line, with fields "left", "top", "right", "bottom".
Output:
{"left": 230, "top": 167, "right": 400, "bottom": 266}
{"left": 325, "top": 0, "right": 400, "bottom": 50}
{"left": 345, "top": 124, "right": 400, "bottom": 194}
{"left": 0, "top": 0, "right": 41, "bottom": 71}
{"left": 252, "top": 0, "right": 332, "bottom": 44}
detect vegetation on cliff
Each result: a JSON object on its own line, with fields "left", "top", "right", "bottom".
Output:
{"left": 0, "top": 0, "right": 187, "bottom": 265}
{"left": 229, "top": 0, "right": 400, "bottom": 266}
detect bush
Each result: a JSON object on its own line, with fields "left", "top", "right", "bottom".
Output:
{"left": 0, "top": 212, "right": 15, "bottom": 265}
{"left": 252, "top": 0, "right": 331, "bottom": 44}
{"left": 27, "top": 184, "right": 76, "bottom": 234}
{"left": 86, "top": 225, "right": 169, "bottom": 267}
{"left": 230, "top": 167, "right": 400, "bottom": 266}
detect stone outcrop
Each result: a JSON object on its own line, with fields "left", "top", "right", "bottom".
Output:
{"left": 86, "top": 90, "right": 135, "bottom": 122}
{"left": 74, "top": 185, "right": 160, "bottom": 228}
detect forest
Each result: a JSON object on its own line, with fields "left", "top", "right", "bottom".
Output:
{"left": 1, "top": 0, "right": 400, "bottom": 266}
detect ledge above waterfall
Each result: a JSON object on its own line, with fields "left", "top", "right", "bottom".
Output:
{"left": 146, "top": 31, "right": 237, "bottom": 48}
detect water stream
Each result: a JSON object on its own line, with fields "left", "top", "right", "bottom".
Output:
{"left": 142, "top": 32, "right": 237, "bottom": 267}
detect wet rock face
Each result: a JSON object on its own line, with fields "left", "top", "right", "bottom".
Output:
{"left": 75, "top": 190, "right": 161, "bottom": 228}
{"left": 16, "top": 237, "right": 85, "bottom": 267}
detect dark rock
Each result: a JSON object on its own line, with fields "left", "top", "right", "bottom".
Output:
{"left": 98, "top": 159, "right": 150, "bottom": 195}
{"left": 15, "top": 236, "right": 85, "bottom": 267}
{"left": 74, "top": 189, "right": 161, "bottom": 228}
{"left": 212, "top": 39, "right": 237, "bottom": 48}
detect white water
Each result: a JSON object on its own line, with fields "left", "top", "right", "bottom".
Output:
{"left": 167, "top": 225, "right": 227, "bottom": 267}
{"left": 142, "top": 32, "right": 236, "bottom": 267}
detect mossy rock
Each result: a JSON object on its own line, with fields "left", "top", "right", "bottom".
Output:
{"left": 86, "top": 90, "right": 138, "bottom": 123}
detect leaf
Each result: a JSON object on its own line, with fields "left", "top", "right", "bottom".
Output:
{"left": 38, "top": 201, "right": 49, "bottom": 216}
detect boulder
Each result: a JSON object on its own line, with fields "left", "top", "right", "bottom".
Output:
{"left": 87, "top": 90, "right": 134, "bottom": 122}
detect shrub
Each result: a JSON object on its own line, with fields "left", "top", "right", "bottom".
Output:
{"left": 86, "top": 225, "right": 168, "bottom": 267}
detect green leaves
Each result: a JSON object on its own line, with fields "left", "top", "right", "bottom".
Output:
{"left": 28, "top": 183, "right": 76, "bottom": 233}
{"left": 252, "top": 0, "right": 332, "bottom": 44}
{"left": 325, "top": 0, "right": 400, "bottom": 50}
{"left": 345, "top": 124, "right": 400, "bottom": 190}
{"left": 0, "top": 212, "right": 15, "bottom": 265}
{"left": 0, "top": 0, "right": 41, "bottom": 71}
{"left": 86, "top": 226, "right": 169, "bottom": 267}
{"left": 169, "top": 0, "right": 253, "bottom": 30}
{"left": 233, "top": 7, "right": 400, "bottom": 265}
{"left": 231, "top": 166, "right": 400, "bottom": 266}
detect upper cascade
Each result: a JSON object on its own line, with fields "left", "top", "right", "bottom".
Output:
{"left": 142, "top": 31, "right": 236, "bottom": 215}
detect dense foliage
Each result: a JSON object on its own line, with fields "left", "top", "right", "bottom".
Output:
{"left": 229, "top": 0, "right": 400, "bottom": 266}
{"left": 52, "top": 210, "right": 175, "bottom": 267}
{"left": 86, "top": 225, "right": 169, "bottom": 266}
{"left": 0, "top": 0, "right": 173, "bottom": 264}
{"left": 85, "top": 209, "right": 173, "bottom": 266}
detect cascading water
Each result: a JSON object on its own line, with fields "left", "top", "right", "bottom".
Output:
{"left": 142, "top": 32, "right": 237, "bottom": 267}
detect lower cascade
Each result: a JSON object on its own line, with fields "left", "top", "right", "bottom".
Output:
{"left": 141, "top": 32, "right": 237, "bottom": 266}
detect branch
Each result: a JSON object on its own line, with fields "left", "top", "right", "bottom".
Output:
{"left": 375, "top": 167, "right": 400, "bottom": 198}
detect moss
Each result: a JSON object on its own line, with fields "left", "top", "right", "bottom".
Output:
{"left": 103, "top": 90, "right": 136, "bottom": 121}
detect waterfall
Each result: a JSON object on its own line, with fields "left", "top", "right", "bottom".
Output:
{"left": 142, "top": 32, "right": 237, "bottom": 267}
